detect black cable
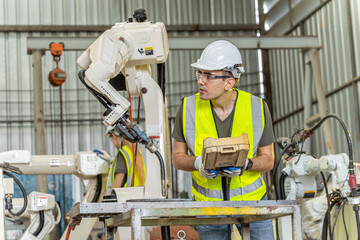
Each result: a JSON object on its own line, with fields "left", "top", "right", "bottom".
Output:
{"left": 331, "top": 200, "right": 347, "bottom": 237}
{"left": 279, "top": 172, "right": 288, "bottom": 200}
{"left": 272, "top": 142, "right": 297, "bottom": 240}
{"left": 309, "top": 114, "right": 352, "bottom": 160}
{"left": 91, "top": 174, "right": 102, "bottom": 203}
{"left": 32, "top": 210, "right": 44, "bottom": 237}
{"left": 161, "top": 226, "right": 171, "bottom": 240}
{"left": 4, "top": 171, "right": 28, "bottom": 216}
{"left": 294, "top": 138, "right": 305, "bottom": 165}
{"left": 272, "top": 142, "right": 297, "bottom": 200}
{"left": 320, "top": 171, "right": 330, "bottom": 208}
{"left": 275, "top": 218, "right": 280, "bottom": 240}
{"left": 290, "top": 128, "right": 304, "bottom": 142}
{"left": 154, "top": 151, "right": 166, "bottom": 197}
{"left": 342, "top": 199, "right": 349, "bottom": 240}
{"left": 322, "top": 200, "right": 337, "bottom": 240}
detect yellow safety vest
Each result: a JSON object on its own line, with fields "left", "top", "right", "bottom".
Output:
{"left": 106, "top": 145, "right": 146, "bottom": 189}
{"left": 182, "top": 89, "right": 266, "bottom": 201}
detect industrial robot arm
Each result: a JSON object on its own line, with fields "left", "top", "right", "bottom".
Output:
{"left": 6, "top": 192, "right": 61, "bottom": 240}
{"left": 76, "top": 18, "right": 169, "bottom": 153}
{"left": 281, "top": 153, "right": 351, "bottom": 200}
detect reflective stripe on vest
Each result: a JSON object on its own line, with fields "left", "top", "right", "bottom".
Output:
{"left": 106, "top": 145, "right": 133, "bottom": 190}
{"left": 183, "top": 89, "right": 266, "bottom": 201}
{"left": 191, "top": 176, "right": 264, "bottom": 200}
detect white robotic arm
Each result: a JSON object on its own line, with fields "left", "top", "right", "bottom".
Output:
{"left": 77, "top": 20, "right": 169, "bottom": 151}
{"left": 7, "top": 192, "right": 61, "bottom": 240}
{"left": 282, "top": 153, "right": 351, "bottom": 200}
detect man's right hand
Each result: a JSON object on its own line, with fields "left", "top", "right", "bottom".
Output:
{"left": 195, "top": 156, "right": 219, "bottom": 179}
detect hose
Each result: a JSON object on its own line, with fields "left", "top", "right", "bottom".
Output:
{"left": 91, "top": 174, "right": 102, "bottom": 203}
{"left": 322, "top": 201, "right": 337, "bottom": 240}
{"left": 309, "top": 114, "right": 353, "bottom": 162}
{"left": 32, "top": 210, "right": 44, "bottom": 237}
{"left": 161, "top": 226, "right": 171, "bottom": 240}
{"left": 4, "top": 171, "right": 28, "bottom": 216}
{"left": 154, "top": 150, "right": 167, "bottom": 197}
{"left": 279, "top": 172, "right": 288, "bottom": 200}
{"left": 273, "top": 142, "right": 297, "bottom": 200}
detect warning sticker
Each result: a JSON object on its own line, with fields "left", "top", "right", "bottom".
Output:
{"left": 138, "top": 47, "right": 154, "bottom": 56}
{"left": 37, "top": 196, "right": 48, "bottom": 207}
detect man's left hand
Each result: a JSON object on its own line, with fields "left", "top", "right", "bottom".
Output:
{"left": 220, "top": 166, "right": 244, "bottom": 177}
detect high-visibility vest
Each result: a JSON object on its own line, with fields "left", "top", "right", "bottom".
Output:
{"left": 182, "top": 89, "right": 267, "bottom": 201}
{"left": 106, "top": 145, "right": 146, "bottom": 190}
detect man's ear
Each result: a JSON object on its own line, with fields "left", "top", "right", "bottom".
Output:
{"left": 225, "top": 77, "right": 236, "bottom": 90}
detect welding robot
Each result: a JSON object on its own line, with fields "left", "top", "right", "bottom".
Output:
{"left": 66, "top": 9, "right": 171, "bottom": 239}
{"left": 0, "top": 150, "right": 109, "bottom": 239}
{"left": 274, "top": 114, "right": 360, "bottom": 239}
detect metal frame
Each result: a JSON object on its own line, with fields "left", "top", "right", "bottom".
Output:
{"left": 68, "top": 200, "right": 302, "bottom": 240}
{"left": 264, "top": 0, "right": 332, "bottom": 35}
{"left": 27, "top": 36, "right": 321, "bottom": 53}
{"left": 0, "top": 24, "right": 260, "bottom": 33}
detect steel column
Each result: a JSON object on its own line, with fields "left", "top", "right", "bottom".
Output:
{"left": 303, "top": 54, "right": 313, "bottom": 152}
{"left": 131, "top": 209, "right": 142, "bottom": 240}
{"left": 240, "top": 220, "right": 250, "bottom": 240}
{"left": 308, "top": 49, "right": 335, "bottom": 154}
{"left": 0, "top": 169, "right": 5, "bottom": 240}
{"left": 33, "top": 50, "right": 48, "bottom": 193}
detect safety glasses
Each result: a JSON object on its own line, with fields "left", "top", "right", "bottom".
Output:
{"left": 195, "top": 70, "right": 230, "bottom": 81}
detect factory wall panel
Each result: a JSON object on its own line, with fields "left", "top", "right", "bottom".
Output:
{"left": 269, "top": 0, "right": 360, "bottom": 161}
{"left": 350, "top": 0, "right": 360, "bottom": 77}
{"left": 268, "top": 27, "right": 304, "bottom": 122}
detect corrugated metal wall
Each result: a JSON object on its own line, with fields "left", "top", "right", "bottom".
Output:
{"left": 0, "top": 0, "right": 259, "bottom": 230}
{"left": 269, "top": 0, "right": 360, "bottom": 160}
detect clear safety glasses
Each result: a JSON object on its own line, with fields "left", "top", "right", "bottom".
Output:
{"left": 195, "top": 70, "right": 230, "bottom": 81}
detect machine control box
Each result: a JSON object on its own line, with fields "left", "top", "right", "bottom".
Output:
{"left": 202, "top": 134, "right": 249, "bottom": 170}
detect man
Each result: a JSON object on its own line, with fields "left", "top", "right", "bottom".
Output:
{"left": 172, "top": 40, "right": 275, "bottom": 240}
{"left": 95, "top": 127, "right": 146, "bottom": 193}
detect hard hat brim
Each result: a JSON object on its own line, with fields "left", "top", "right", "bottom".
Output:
{"left": 190, "top": 62, "right": 222, "bottom": 71}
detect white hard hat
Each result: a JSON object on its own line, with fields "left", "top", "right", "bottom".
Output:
{"left": 191, "top": 40, "right": 245, "bottom": 78}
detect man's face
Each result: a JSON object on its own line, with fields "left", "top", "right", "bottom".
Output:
{"left": 110, "top": 133, "right": 122, "bottom": 149}
{"left": 196, "top": 69, "right": 231, "bottom": 100}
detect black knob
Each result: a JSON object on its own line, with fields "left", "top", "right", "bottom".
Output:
{"left": 133, "top": 8, "right": 147, "bottom": 22}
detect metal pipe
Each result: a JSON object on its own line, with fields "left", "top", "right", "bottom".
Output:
{"left": 33, "top": 50, "right": 48, "bottom": 193}
{"left": 303, "top": 57, "right": 313, "bottom": 152}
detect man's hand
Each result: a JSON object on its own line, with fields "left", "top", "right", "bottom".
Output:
{"left": 93, "top": 149, "right": 113, "bottom": 163}
{"left": 195, "top": 156, "right": 219, "bottom": 179}
{"left": 220, "top": 166, "right": 244, "bottom": 177}
{"left": 219, "top": 159, "right": 251, "bottom": 177}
